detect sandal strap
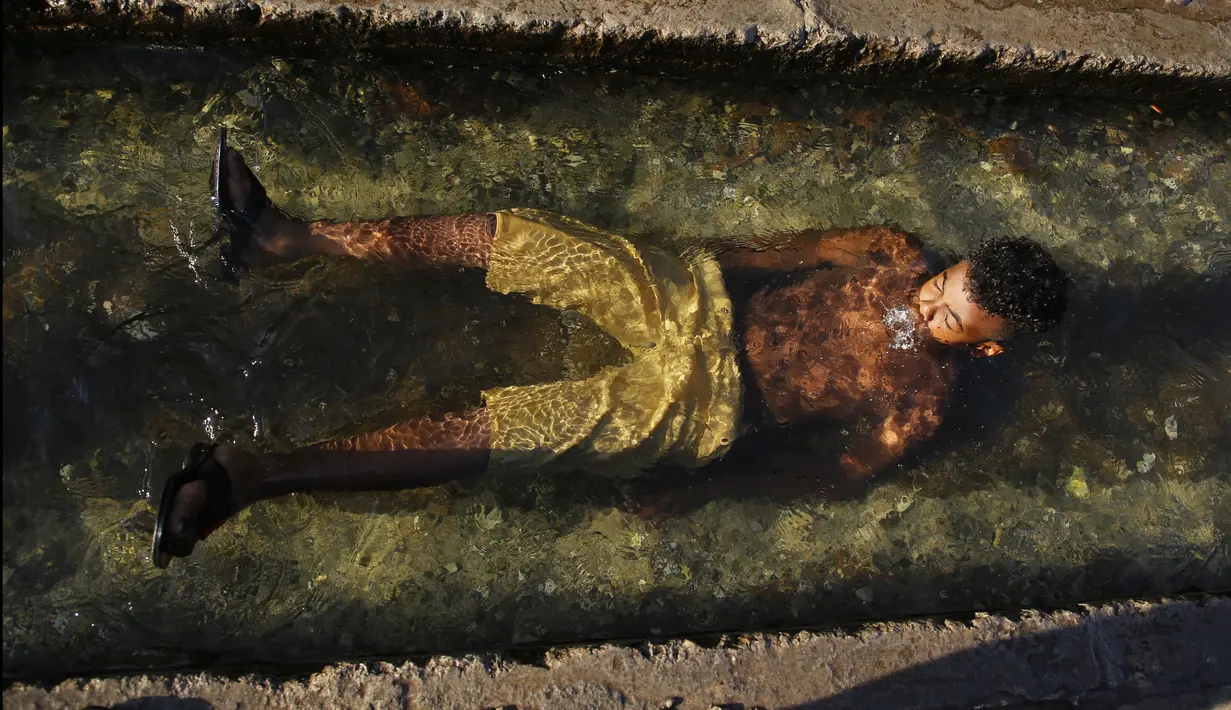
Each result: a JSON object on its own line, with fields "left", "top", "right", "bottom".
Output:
{"left": 232, "top": 161, "right": 269, "bottom": 229}
{"left": 212, "top": 125, "right": 268, "bottom": 229}
{"left": 211, "top": 126, "right": 269, "bottom": 278}
{"left": 194, "top": 450, "right": 235, "bottom": 539}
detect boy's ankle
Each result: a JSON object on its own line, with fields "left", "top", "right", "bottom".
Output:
{"left": 254, "top": 209, "right": 312, "bottom": 262}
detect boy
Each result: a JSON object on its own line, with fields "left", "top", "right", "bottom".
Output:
{"left": 153, "top": 132, "right": 1068, "bottom": 567}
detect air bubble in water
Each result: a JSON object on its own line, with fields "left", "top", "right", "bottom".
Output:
{"left": 883, "top": 306, "right": 921, "bottom": 351}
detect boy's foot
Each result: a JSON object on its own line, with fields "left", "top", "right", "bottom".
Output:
{"left": 213, "top": 129, "right": 313, "bottom": 270}
{"left": 152, "top": 443, "right": 266, "bottom": 568}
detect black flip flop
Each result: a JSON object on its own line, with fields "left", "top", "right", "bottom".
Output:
{"left": 212, "top": 127, "right": 270, "bottom": 279}
{"left": 151, "top": 443, "right": 235, "bottom": 569}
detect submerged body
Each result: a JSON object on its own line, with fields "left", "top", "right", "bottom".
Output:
{"left": 268, "top": 208, "right": 957, "bottom": 479}
{"left": 153, "top": 137, "right": 1068, "bottom": 567}
{"left": 735, "top": 227, "right": 955, "bottom": 478}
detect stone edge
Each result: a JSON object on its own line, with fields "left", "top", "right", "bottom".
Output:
{"left": 3, "top": 0, "right": 1230, "bottom": 102}
{"left": 3, "top": 597, "right": 1230, "bottom": 709}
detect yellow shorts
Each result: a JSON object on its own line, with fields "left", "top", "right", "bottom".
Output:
{"left": 482, "top": 209, "right": 742, "bottom": 477}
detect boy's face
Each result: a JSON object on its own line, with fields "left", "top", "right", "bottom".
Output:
{"left": 917, "top": 260, "right": 1008, "bottom": 357}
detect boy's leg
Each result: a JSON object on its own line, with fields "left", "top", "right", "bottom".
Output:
{"left": 161, "top": 407, "right": 490, "bottom": 558}
{"left": 221, "top": 148, "right": 495, "bottom": 270}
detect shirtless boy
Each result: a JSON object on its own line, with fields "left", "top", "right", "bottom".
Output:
{"left": 152, "top": 130, "right": 1069, "bottom": 567}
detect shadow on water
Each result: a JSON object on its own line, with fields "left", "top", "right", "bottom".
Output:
{"left": 5, "top": 554, "right": 1227, "bottom": 688}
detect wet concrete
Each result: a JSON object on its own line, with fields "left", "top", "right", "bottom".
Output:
{"left": 2, "top": 0, "right": 1229, "bottom": 101}
{"left": 4, "top": 598, "right": 1229, "bottom": 709}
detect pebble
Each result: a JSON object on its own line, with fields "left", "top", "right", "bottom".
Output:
{"left": 1164, "top": 415, "right": 1178, "bottom": 440}
{"left": 1065, "top": 467, "right": 1090, "bottom": 499}
{"left": 1137, "top": 453, "right": 1157, "bottom": 474}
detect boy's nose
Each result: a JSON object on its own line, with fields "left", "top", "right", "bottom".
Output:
{"left": 918, "top": 300, "right": 938, "bottom": 320}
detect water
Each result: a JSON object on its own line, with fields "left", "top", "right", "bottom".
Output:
{"left": 3, "top": 39, "right": 1229, "bottom": 680}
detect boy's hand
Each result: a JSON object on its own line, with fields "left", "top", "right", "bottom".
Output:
{"left": 840, "top": 452, "right": 876, "bottom": 479}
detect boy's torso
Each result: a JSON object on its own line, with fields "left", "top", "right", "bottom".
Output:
{"left": 732, "top": 243, "right": 957, "bottom": 429}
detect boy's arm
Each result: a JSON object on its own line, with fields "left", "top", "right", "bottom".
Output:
{"left": 839, "top": 388, "right": 947, "bottom": 479}
{"left": 718, "top": 226, "right": 919, "bottom": 273}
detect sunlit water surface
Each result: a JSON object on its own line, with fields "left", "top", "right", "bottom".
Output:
{"left": 3, "top": 41, "right": 1229, "bottom": 678}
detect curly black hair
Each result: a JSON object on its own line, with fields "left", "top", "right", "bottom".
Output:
{"left": 965, "top": 236, "right": 1069, "bottom": 338}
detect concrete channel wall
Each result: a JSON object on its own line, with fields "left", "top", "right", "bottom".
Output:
{"left": 4, "top": 598, "right": 1230, "bottom": 709}
{"left": 3, "top": 0, "right": 1230, "bottom": 101}
{"left": 3, "top": 0, "right": 1228, "bottom": 706}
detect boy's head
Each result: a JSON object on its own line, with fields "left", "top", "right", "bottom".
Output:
{"left": 917, "top": 236, "right": 1069, "bottom": 357}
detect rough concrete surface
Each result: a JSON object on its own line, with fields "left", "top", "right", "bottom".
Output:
{"left": 3, "top": 0, "right": 1229, "bottom": 100}
{"left": 4, "top": 598, "right": 1229, "bottom": 709}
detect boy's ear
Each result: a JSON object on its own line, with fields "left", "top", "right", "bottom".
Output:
{"left": 971, "top": 341, "right": 1005, "bottom": 358}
